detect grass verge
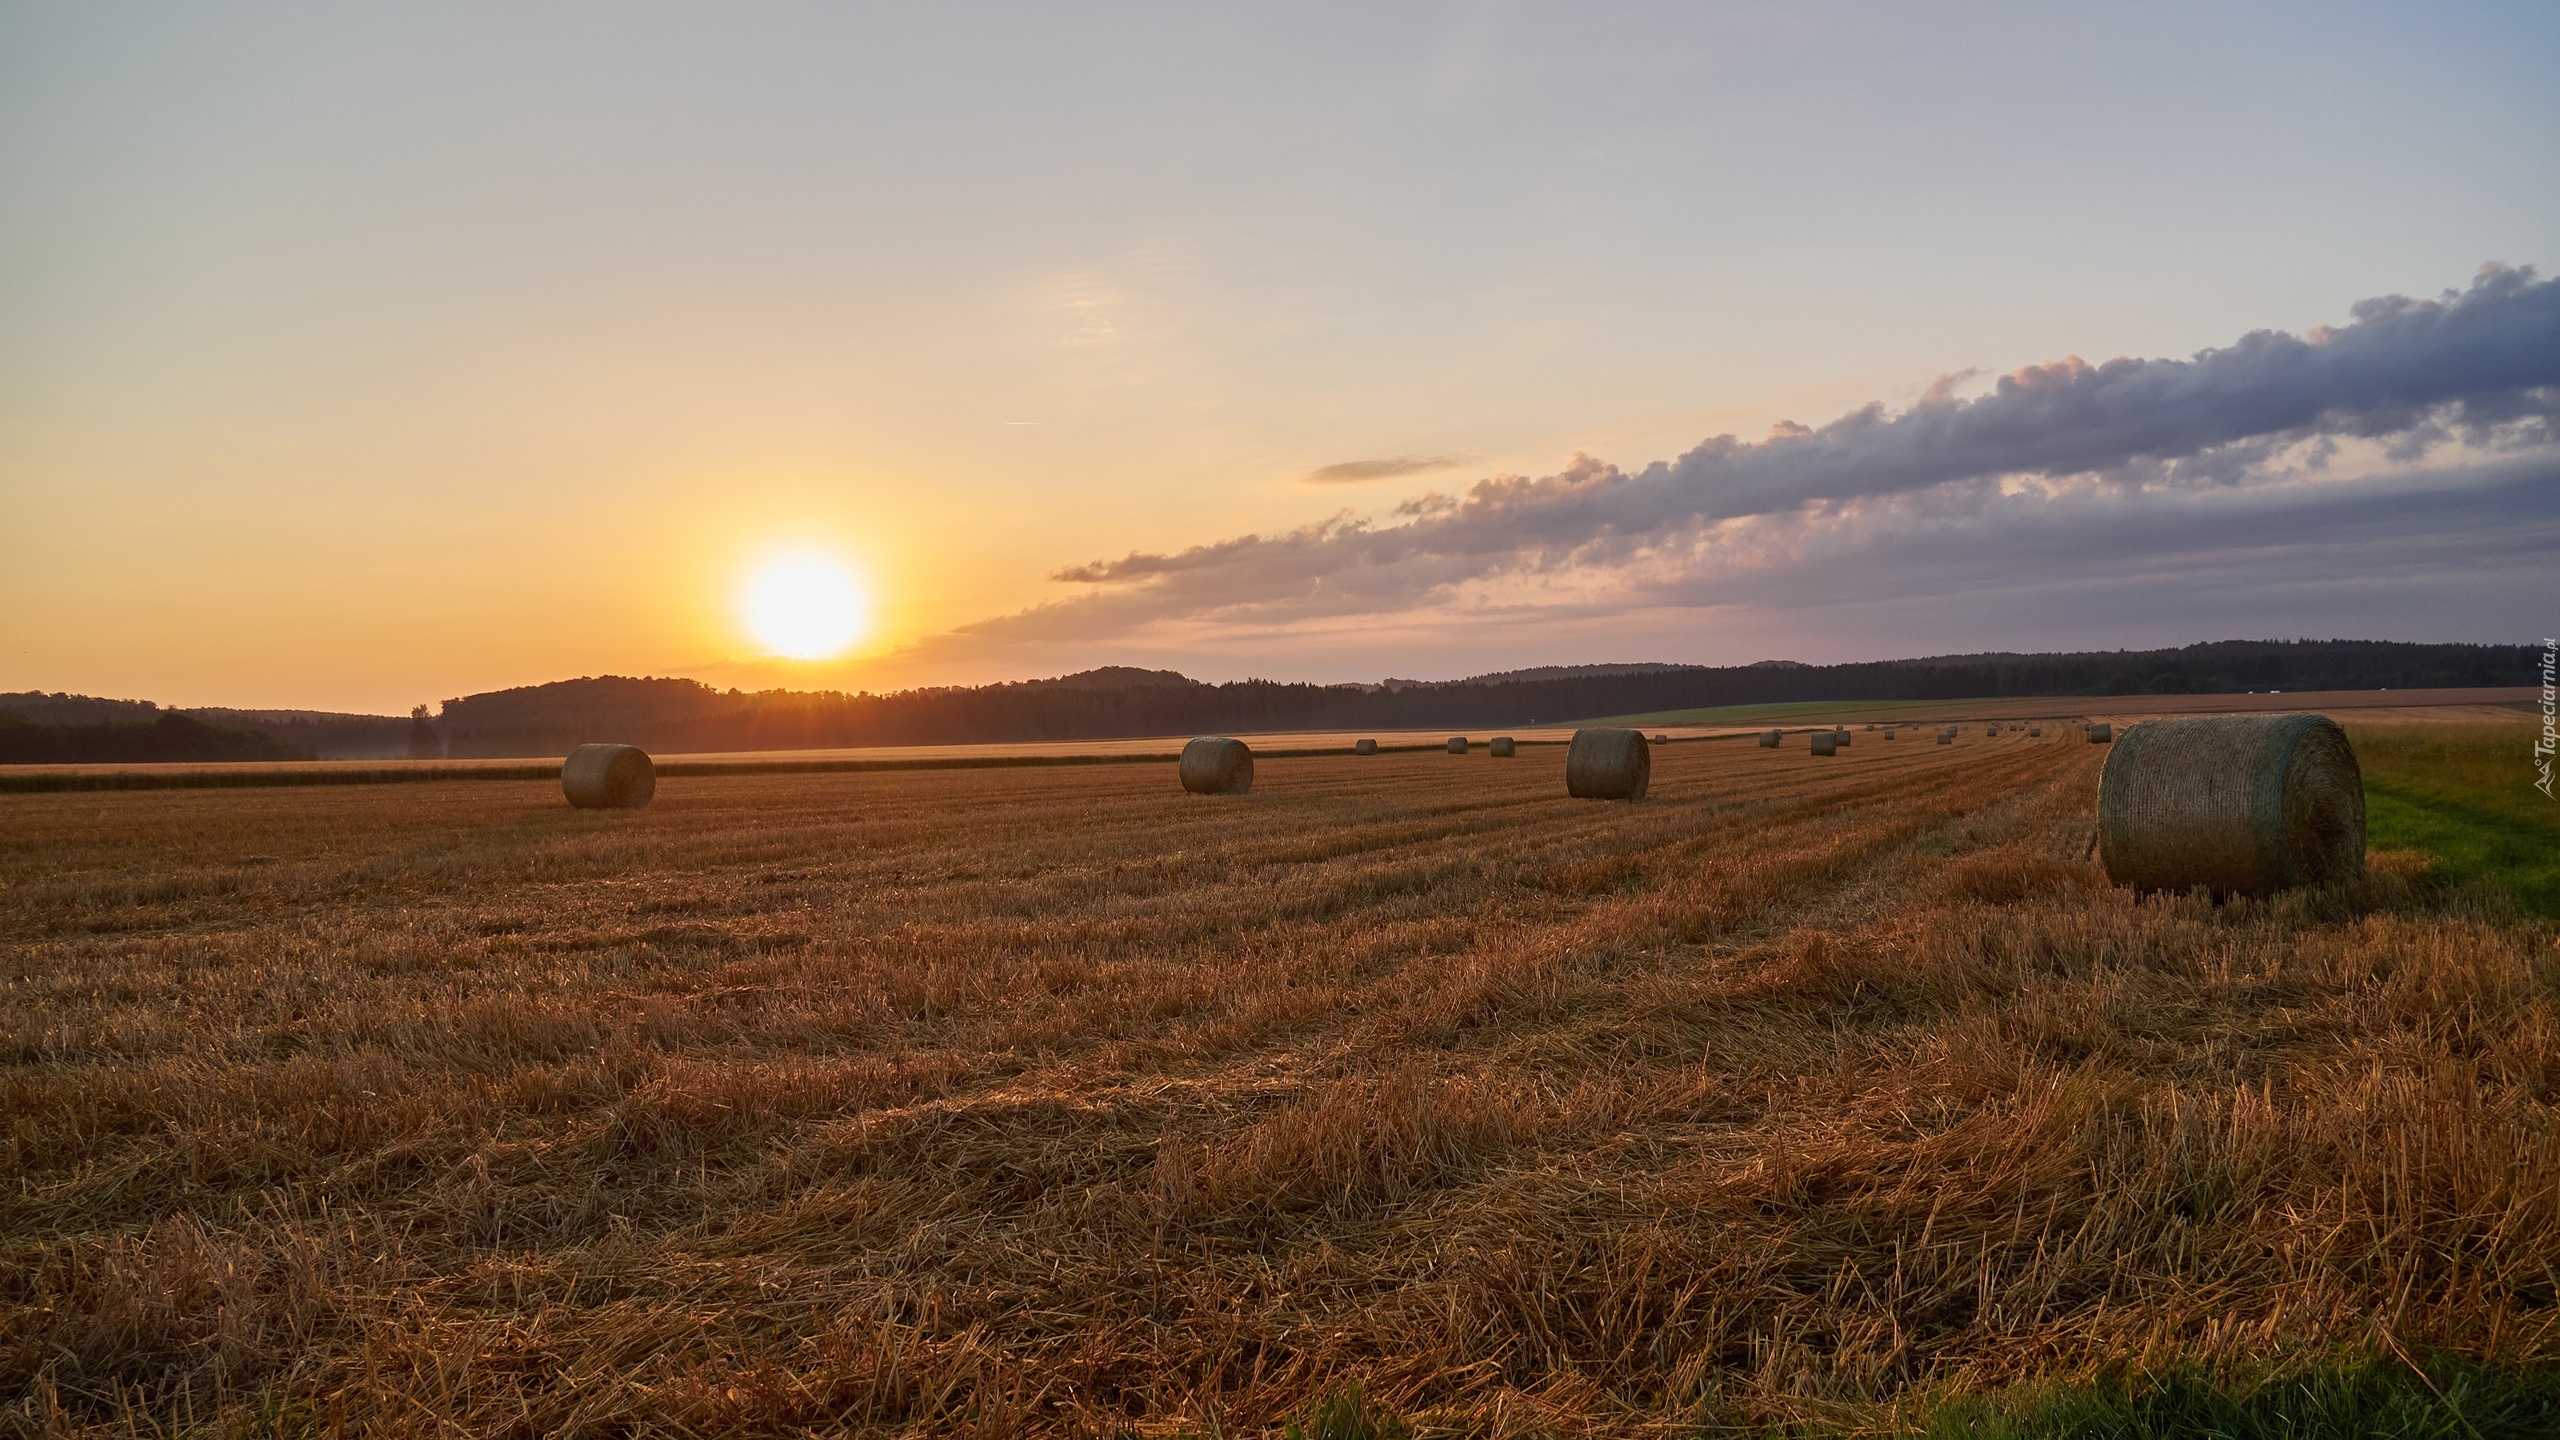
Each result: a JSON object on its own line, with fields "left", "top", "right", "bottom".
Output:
{"left": 1269, "top": 1356, "right": 2560, "bottom": 1439}
{"left": 2349, "top": 720, "right": 2560, "bottom": 918}
{"left": 1913, "top": 1354, "right": 2560, "bottom": 1440}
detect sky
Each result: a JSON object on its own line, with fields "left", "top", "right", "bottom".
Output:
{"left": 2, "top": 2, "right": 2555, "bottom": 715}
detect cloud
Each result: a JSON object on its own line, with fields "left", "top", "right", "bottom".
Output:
{"left": 1302, "top": 454, "right": 1468, "bottom": 483}
{"left": 899, "top": 264, "right": 2559, "bottom": 673}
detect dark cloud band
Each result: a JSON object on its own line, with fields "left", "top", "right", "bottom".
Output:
{"left": 941, "top": 264, "right": 2559, "bottom": 656}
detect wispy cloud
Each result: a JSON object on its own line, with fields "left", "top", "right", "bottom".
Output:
{"left": 896, "top": 264, "right": 2558, "bottom": 674}
{"left": 1302, "top": 454, "right": 1468, "bottom": 484}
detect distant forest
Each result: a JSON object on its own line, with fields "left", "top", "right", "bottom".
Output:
{"left": 5, "top": 640, "right": 2531, "bottom": 764}
{"left": 0, "top": 710, "right": 313, "bottom": 765}
{"left": 0, "top": 693, "right": 415, "bottom": 763}
{"left": 426, "top": 639, "right": 2536, "bottom": 759}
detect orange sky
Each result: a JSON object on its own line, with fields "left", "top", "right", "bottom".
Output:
{"left": 4, "top": 6, "right": 2552, "bottom": 714}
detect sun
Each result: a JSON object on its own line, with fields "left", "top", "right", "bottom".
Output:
{"left": 740, "top": 553, "right": 870, "bottom": 660}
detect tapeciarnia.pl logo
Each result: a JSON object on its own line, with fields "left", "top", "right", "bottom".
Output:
{"left": 2539, "top": 637, "right": 2556, "bottom": 799}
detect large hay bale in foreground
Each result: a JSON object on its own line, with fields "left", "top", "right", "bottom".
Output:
{"left": 1179, "top": 737, "right": 1254, "bottom": 794}
{"left": 1489, "top": 736, "right": 1516, "bottom": 757}
{"left": 1565, "top": 727, "right": 1650, "bottom": 800}
{"left": 1810, "top": 731, "right": 1838, "bottom": 756}
{"left": 2098, "top": 714, "right": 2365, "bottom": 896}
{"left": 562, "top": 743, "right": 655, "bottom": 809}
{"left": 1447, "top": 736, "right": 1470, "bottom": 754}
{"left": 1353, "top": 738, "right": 1378, "bottom": 755}
{"left": 1758, "top": 729, "right": 1782, "bottom": 748}
{"left": 2088, "top": 723, "right": 2113, "bottom": 743}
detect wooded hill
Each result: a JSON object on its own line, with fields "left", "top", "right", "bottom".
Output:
{"left": 8, "top": 640, "right": 2529, "bottom": 763}
{"left": 426, "top": 639, "right": 2534, "bottom": 759}
{"left": 0, "top": 694, "right": 421, "bottom": 763}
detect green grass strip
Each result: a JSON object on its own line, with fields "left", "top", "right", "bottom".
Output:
{"left": 1915, "top": 1354, "right": 2560, "bottom": 1439}
{"left": 2350, "top": 721, "right": 2560, "bottom": 918}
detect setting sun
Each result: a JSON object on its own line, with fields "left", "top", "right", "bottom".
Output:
{"left": 740, "top": 553, "right": 870, "bottom": 660}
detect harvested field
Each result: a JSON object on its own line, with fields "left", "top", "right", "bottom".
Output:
{"left": 3, "top": 719, "right": 2555, "bottom": 1434}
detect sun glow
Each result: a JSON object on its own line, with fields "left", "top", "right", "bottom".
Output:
{"left": 741, "top": 553, "right": 871, "bottom": 660}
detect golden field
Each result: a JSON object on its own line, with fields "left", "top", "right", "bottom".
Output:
{"left": 3, "top": 718, "right": 2554, "bottom": 1436}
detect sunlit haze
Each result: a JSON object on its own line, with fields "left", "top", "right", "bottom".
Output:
{"left": 2, "top": 3, "right": 2553, "bottom": 712}
{"left": 741, "top": 553, "right": 870, "bottom": 662}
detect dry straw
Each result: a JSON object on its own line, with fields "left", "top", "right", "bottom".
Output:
{"left": 1353, "top": 738, "right": 1378, "bottom": 756}
{"left": 1447, "top": 736, "right": 1470, "bottom": 754}
{"left": 2098, "top": 713, "right": 2366, "bottom": 896}
{"left": 1758, "top": 729, "right": 1782, "bottom": 748}
{"left": 561, "top": 743, "right": 655, "bottom": 809}
{"left": 2088, "top": 723, "right": 2114, "bottom": 743}
{"left": 1565, "top": 727, "right": 1650, "bottom": 799}
{"left": 1810, "top": 731, "right": 1838, "bottom": 756}
{"left": 1178, "top": 737, "right": 1255, "bottom": 795}
{"left": 1488, "top": 736, "right": 1516, "bottom": 757}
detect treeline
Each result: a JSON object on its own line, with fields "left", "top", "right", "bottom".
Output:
{"left": 0, "top": 711, "right": 315, "bottom": 765}
{"left": 431, "top": 639, "right": 2536, "bottom": 759}
{"left": 190, "top": 709, "right": 417, "bottom": 760}
{"left": 0, "top": 692, "right": 415, "bottom": 760}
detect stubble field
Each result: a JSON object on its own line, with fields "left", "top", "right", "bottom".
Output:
{"left": 4, "top": 720, "right": 2555, "bottom": 1436}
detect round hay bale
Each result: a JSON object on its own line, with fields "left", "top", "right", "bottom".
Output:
{"left": 1353, "top": 738, "right": 1378, "bottom": 755}
{"left": 1863, "top": 723, "right": 1876, "bottom": 731}
{"left": 1489, "top": 735, "right": 1516, "bottom": 757}
{"left": 1179, "top": 737, "right": 1254, "bottom": 795}
{"left": 2099, "top": 714, "right": 2364, "bottom": 896}
{"left": 1834, "top": 728, "right": 1851, "bottom": 747}
{"left": 1810, "top": 731, "right": 1838, "bottom": 756}
{"left": 1565, "top": 727, "right": 1650, "bottom": 800}
{"left": 1758, "top": 728, "right": 1782, "bottom": 748}
{"left": 562, "top": 743, "right": 655, "bottom": 809}
{"left": 1937, "top": 730, "right": 1953, "bottom": 745}
{"left": 1654, "top": 733, "right": 1670, "bottom": 744}
{"left": 2087, "top": 723, "right": 2113, "bottom": 743}
{"left": 2028, "top": 726, "right": 2042, "bottom": 738}
{"left": 1881, "top": 728, "right": 1896, "bottom": 739}
{"left": 1447, "top": 736, "right": 1470, "bottom": 754}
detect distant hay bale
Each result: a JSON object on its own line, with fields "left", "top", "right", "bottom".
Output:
{"left": 2087, "top": 723, "right": 2114, "bottom": 743}
{"left": 2028, "top": 726, "right": 2042, "bottom": 738}
{"left": 1654, "top": 733, "right": 1670, "bottom": 743}
{"left": 1834, "top": 728, "right": 1851, "bottom": 747}
{"left": 1881, "top": 728, "right": 1895, "bottom": 739}
{"left": 1447, "top": 736, "right": 1470, "bottom": 754}
{"left": 1863, "top": 724, "right": 1875, "bottom": 731}
{"left": 562, "top": 743, "right": 655, "bottom": 810}
{"left": 2098, "top": 714, "right": 2365, "bottom": 896}
{"left": 1353, "top": 738, "right": 1378, "bottom": 755}
{"left": 1565, "top": 727, "right": 1650, "bottom": 800}
{"left": 1937, "top": 730, "right": 1953, "bottom": 744}
{"left": 1810, "top": 731, "right": 1838, "bottom": 756}
{"left": 1179, "top": 737, "right": 1254, "bottom": 795}
{"left": 1758, "top": 729, "right": 1782, "bottom": 748}
{"left": 1489, "top": 736, "right": 1516, "bottom": 757}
